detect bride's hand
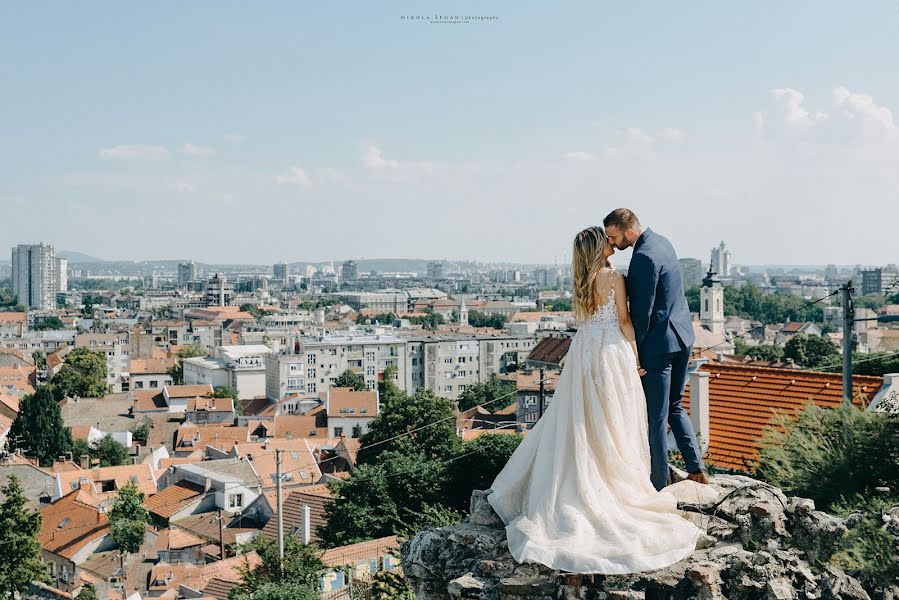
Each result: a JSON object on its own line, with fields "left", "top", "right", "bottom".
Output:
{"left": 637, "top": 364, "right": 647, "bottom": 377}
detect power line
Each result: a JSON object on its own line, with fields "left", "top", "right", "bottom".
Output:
{"left": 693, "top": 290, "right": 839, "bottom": 357}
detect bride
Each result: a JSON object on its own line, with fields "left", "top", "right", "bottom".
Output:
{"left": 486, "top": 225, "right": 702, "bottom": 574}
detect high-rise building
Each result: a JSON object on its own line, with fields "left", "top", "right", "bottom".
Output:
{"left": 178, "top": 261, "right": 198, "bottom": 285}
{"left": 341, "top": 260, "right": 359, "bottom": 282}
{"left": 678, "top": 258, "right": 703, "bottom": 290}
{"left": 273, "top": 262, "right": 289, "bottom": 286}
{"left": 860, "top": 266, "right": 899, "bottom": 296}
{"left": 204, "top": 273, "right": 234, "bottom": 306}
{"left": 55, "top": 257, "right": 68, "bottom": 293}
{"left": 11, "top": 243, "right": 57, "bottom": 310}
{"left": 710, "top": 242, "right": 732, "bottom": 278}
{"left": 427, "top": 261, "right": 444, "bottom": 279}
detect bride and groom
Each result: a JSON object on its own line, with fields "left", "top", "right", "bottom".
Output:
{"left": 487, "top": 208, "right": 709, "bottom": 575}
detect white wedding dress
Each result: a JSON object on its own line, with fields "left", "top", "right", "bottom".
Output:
{"left": 487, "top": 282, "right": 702, "bottom": 574}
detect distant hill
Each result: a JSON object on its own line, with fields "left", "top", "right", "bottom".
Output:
{"left": 58, "top": 250, "right": 106, "bottom": 263}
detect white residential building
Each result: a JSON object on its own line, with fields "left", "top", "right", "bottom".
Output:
{"left": 183, "top": 344, "right": 269, "bottom": 400}
{"left": 11, "top": 243, "right": 57, "bottom": 310}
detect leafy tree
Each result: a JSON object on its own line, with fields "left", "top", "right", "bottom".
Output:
{"left": 847, "top": 351, "right": 899, "bottom": 377}
{"left": 320, "top": 451, "right": 460, "bottom": 547}
{"left": 356, "top": 312, "right": 397, "bottom": 325}
{"left": 830, "top": 492, "right": 899, "bottom": 591}
{"left": 370, "top": 567, "right": 415, "bottom": 600}
{"left": 10, "top": 386, "right": 72, "bottom": 466}
{"left": 756, "top": 402, "right": 899, "bottom": 510}
{"left": 783, "top": 333, "right": 839, "bottom": 369}
{"left": 231, "top": 533, "right": 323, "bottom": 599}
{"left": 356, "top": 387, "right": 461, "bottom": 465}
{"left": 333, "top": 369, "right": 366, "bottom": 391}
{"left": 51, "top": 347, "right": 108, "bottom": 399}
{"left": 229, "top": 582, "right": 317, "bottom": 600}
{"left": 72, "top": 438, "right": 91, "bottom": 464}
{"left": 77, "top": 582, "right": 100, "bottom": 600}
{"left": 131, "top": 422, "right": 150, "bottom": 445}
{"left": 91, "top": 435, "right": 130, "bottom": 467}
{"left": 456, "top": 373, "right": 516, "bottom": 412}
{"left": 685, "top": 286, "right": 701, "bottom": 313}
{"left": 168, "top": 343, "right": 207, "bottom": 384}
{"left": 406, "top": 310, "right": 445, "bottom": 330}
{"left": 445, "top": 433, "right": 523, "bottom": 511}
{"left": 0, "top": 475, "right": 48, "bottom": 596}
{"left": 108, "top": 482, "right": 150, "bottom": 554}
{"left": 0, "top": 287, "right": 15, "bottom": 307}
{"left": 852, "top": 295, "right": 887, "bottom": 310}
{"left": 543, "top": 297, "right": 572, "bottom": 312}
{"left": 32, "top": 350, "right": 47, "bottom": 370}
{"left": 209, "top": 386, "right": 239, "bottom": 401}
{"left": 746, "top": 344, "right": 784, "bottom": 362}
{"left": 32, "top": 316, "right": 65, "bottom": 331}
{"left": 467, "top": 311, "right": 507, "bottom": 329}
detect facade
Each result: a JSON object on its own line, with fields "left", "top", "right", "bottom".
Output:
{"left": 403, "top": 333, "right": 538, "bottom": 400}
{"left": 11, "top": 243, "right": 57, "bottom": 310}
{"left": 266, "top": 332, "right": 406, "bottom": 401}
{"left": 273, "top": 262, "right": 289, "bottom": 286}
{"left": 204, "top": 273, "right": 234, "bottom": 306}
{"left": 426, "top": 261, "right": 444, "bottom": 279}
{"left": 341, "top": 260, "right": 358, "bottom": 282}
{"left": 74, "top": 332, "right": 130, "bottom": 393}
{"left": 710, "top": 241, "right": 732, "bottom": 278}
{"left": 678, "top": 258, "right": 704, "bottom": 290}
{"left": 699, "top": 266, "right": 725, "bottom": 336}
{"left": 860, "top": 266, "right": 899, "bottom": 296}
{"left": 54, "top": 257, "right": 68, "bottom": 293}
{"left": 183, "top": 344, "right": 269, "bottom": 400}
{"left": 324, "top": 387, "right": 379, "bottom": 438}
{"left": 178, "top": 261, "right": 198, "bottom": 285}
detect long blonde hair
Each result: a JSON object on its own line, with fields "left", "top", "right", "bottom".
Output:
{"left": 572, "top": 226, "right": 610, "bottom": 322}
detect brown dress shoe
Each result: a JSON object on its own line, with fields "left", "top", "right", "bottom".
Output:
{"left": 686, "top": 470, "right": 709, "bottom": 485}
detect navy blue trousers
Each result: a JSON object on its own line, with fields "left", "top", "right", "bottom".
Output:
{"left": 640, "top": 347, "right": 705, "bottom": 491}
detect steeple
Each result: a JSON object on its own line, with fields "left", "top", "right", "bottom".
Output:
{"left": 459, "top": 296, "right": 469, "bottom": 326}
{"left": 700, "top": 263, "right": 725, "bottom": 335}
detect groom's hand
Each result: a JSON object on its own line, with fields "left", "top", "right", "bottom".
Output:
{"left": 637, "top": 365, "right": 647, "bottom": 377}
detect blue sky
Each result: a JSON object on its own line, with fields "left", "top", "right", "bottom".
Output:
{"left": 3, "top": 1, "right": 899, "bottom": 266}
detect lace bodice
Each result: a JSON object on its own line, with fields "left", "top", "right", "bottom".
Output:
{"left": 589, "top": 286, "right": 619, "bottom": 326}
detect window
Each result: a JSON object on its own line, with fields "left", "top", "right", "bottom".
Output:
{"left": 149, "top": 380, "right": 158, "bottom": 388}
{"left": 443, "top": 358, "right": 453, "bottom": 364}
{"left": 334, "top": 427, "right": 343, "bottom": 437}
{"left": 459, "top": 356, "right": 467, "bottom": 363}
{"left": 458, "top": 385, "right": 467, "bottom": 392}
{"left": 367, "top": 380, "right": 376, "bottom": 390}
{"left": 135, "top": 381, "right": 144, "bottom": 389}
{"left": 306, "top": 382, "right": 317, "bottom": 393}
{"left": 100, "top": 480, "right": 116, "bottom": 492}
{"left": 287, "top": 378, "right": 303, "bottom": 389}
{"left": 366, "top": 351, "right": 375, "bottom": 362}
{"left": 525, "top": 412, "right": 538, "bottom": 423}
{"left": 366, "top": 365, "right": 375, "bottom": 376}
{"left": 443, "top": 385, "right": 452, "bottom": 392}
{"left": 307, "top": 354, "right": 317, "bottom": 365}
{"left": 307, "top": 368, "right": 316, "bottom": 379}
{"left": 229, "top": 493, "right": 243, "bottom": 509}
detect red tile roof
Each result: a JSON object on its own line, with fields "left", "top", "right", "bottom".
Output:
{"left": 683, "top": 363, "right": 883, "bottom": 472}
{"left": 145, "top": 481, "right": 205, "bottom": 520}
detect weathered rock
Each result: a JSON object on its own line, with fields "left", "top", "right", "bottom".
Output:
{"left": 400, "top": 471, "right": 880, "bottom": 600}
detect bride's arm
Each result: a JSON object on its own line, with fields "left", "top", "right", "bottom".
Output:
{"left": 614, "top": 273, "right": 645, "bottom": 375}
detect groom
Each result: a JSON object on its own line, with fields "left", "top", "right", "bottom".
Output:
{"left": 603, "top": 208, "right": 709, "bottom": 490}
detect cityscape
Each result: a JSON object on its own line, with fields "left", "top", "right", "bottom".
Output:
{"left": 3, "top": 2, "right": 899, "bottom": 600}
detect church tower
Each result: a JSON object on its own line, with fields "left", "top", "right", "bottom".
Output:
{"left": 459, "top": 296, "right": 469, "bottom": 326}
{"left": 700, "top": 263, "right": 725, "bottom": 335}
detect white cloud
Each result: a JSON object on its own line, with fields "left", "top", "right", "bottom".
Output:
{"left": 277, "top": 166, "right": 312, "bottom": 187}
{"left": 833, "top": 86, "right": 896, "bottom": 134}
{"left": 363, "top": 145, "right": 433, "bottom": 173}
{"left": 562, "top": 151, "right": 597, "bottom": 161}
{"left": 178, "top": 143, "right": 216, "bottom": 157}
{"left": 771, "top": 88, "right": 827, "bottom": 132}
{"left": 98, "top": 144, "right": 169, "bottom": 160}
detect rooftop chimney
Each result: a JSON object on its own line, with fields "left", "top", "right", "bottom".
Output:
{"left": 302, "top": 504, "right": 312, "bottom": 545}
{"left": 687, "top": 370, "right": 710, "bottom": 455}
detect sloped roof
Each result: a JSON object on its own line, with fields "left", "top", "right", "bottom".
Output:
{"left": 38, "top": 489, "right": 109, "bottom": 559}
{"left": 526, "top": 336, "right": 571, "bottom": 366}
{"left": 261, "top": 485, "right": 334, "bottom": 543}
{"left": 683, "top": 363, "right": 883, "bottom": 471}
{"left": 145, "top": 481, "right": 205, "bottom": 519}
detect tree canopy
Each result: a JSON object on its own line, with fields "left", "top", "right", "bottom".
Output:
{"left": 0, "top": 475, "right": 47, "bottom": 597}
{"left": 10, "top": 385, "right": 72, "bottom": 466}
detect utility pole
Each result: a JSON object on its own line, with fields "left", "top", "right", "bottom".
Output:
{"left": 538, "top": 368, "right": 545, "bottom": 421}
{"left": 841, "top": 283, "right": 855, "bottom": 404}
{"left": 217, "top": 509, "right": 226, "bottom": 560}
{"left": 276, "top": 448, "right": 284, "bottom": 564}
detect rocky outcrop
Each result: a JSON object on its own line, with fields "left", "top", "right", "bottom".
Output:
{"left": 401, "top": 468, "right": 892, "bottom": 600}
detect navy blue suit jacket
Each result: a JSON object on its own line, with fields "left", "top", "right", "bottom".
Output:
{"left": 625, "top": 228, "right": 695, "bottom": 359}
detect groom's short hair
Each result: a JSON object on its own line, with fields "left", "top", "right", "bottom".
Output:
{"left": 603, "top": 208, "right": 641, "bottom": 231}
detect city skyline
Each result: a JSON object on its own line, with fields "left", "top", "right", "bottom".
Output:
{"left": 3, "top": 2, "right": 899, "bottom": 265}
